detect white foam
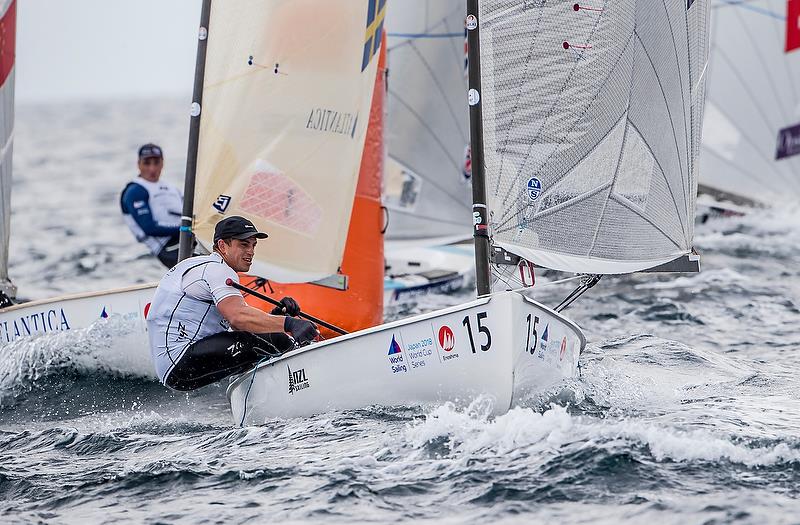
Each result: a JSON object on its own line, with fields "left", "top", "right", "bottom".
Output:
{"left": 0, "top": 313, "right": 154, "bottom": 402}
{"left": 403, "top": 403, "right": 800, "bottom": 467}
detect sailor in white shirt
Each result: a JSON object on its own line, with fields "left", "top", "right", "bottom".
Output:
{"left": 146, "top": 216, "right": 318, "bottom": 391}
{"left": 120, "top": 144, "right": 184, "bottom": 268}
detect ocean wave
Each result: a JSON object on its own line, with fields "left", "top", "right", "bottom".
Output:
{"left": 403, "top": 402, "right": 800, "bottom": 468}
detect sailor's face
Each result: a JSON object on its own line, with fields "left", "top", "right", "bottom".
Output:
{"left": 138, "top": 157, "right": 163, "bottom": 182}
{"left": 220, "top": 237, "right": 258, "bottom": 272}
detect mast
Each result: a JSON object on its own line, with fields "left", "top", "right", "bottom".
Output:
{"left": 465, "top": 0, "right": 491, "bottom": 296}
{"left": 178, "top": 0, "right": 213, "bottom": 262}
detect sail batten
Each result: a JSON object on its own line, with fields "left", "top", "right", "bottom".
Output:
{"left": 477, "top": 0, "right": 709, "bottom": 275}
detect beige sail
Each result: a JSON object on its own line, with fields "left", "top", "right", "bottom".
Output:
{"left": 193, "top": 0, "right": 385, "bottom": 282}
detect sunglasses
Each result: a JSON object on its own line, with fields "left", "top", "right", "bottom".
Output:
{"left": 141, "top": 158, "right": 163, "bottom": 166}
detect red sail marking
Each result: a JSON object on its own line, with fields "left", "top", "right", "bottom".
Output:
{"left": 0, "top": 0, "right": 16, "bottom": 87}
{"left": 788, "top": 0, "right": 800, "bottom": 53}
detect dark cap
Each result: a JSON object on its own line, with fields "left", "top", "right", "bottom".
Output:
{"left": 138, "top": 143, "right": 163, "bottom": 160}
{"left": 213, "top": 216, "right": 268, "bottom": 243}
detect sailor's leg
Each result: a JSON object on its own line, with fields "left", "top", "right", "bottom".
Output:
{"left": 164, "top": 331, "right": 276, "bottom": 391}
{"left": 156, "top": 241, "right": 180, "bottom": 268}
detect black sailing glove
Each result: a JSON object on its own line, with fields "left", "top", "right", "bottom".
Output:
{"left": 270, "top": 296, "right": 301, "bottom": 317}
{"left": 283, "top": 316, "right": 319, "bottom": 345}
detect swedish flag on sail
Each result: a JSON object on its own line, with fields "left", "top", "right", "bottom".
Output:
{"left": 361, "top": 0, "right": 386, "bottom": 71}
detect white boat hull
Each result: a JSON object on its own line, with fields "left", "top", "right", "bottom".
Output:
{"left": 228, "top": 291, "right": 585, "bottom": 425}
{"left": 0, "top": 283, "right": 155, "bottom": 347}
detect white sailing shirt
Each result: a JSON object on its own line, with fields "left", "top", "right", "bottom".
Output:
{"left": 146, "top": 253, "right": 241, "bottom": 384}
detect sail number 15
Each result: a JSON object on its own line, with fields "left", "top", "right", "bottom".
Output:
{"left": 462, "top": 312, "right": 492, "bottom": 353}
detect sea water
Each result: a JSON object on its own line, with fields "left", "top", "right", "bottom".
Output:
{"left": 1, "top": 99, "right": 799, "bottom": 523}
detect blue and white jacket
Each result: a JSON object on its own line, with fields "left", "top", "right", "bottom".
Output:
{"left": 120, "top": 177, "right": 183, "bottom": 255}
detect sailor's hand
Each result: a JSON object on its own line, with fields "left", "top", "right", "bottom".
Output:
{"left": 283, "top": 316, "right": 319, "bottom": 345}
{"left": 271, "top": 296, "right": 301, "bottom": 317}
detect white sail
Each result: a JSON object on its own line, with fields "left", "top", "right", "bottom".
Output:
{"left": 700, "top": 1, "right": 800, "bottom": 206}
{"left": 192, "top": 0, "right": 384, "bottom": 283}
{"left": 0, "top": 0, "right": 15, "bottom": 297}
{"left": 384, "top": 0, "right": 472, "bottom": 243}
{"left": 478, "top": 0, "right": 710, "bottom": 274}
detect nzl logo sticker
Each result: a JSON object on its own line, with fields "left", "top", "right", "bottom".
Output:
{"left": 213, "top": 194, "right": 231, "bottom": 213}
{"left": 288, "top": 365, "right": 310, "bottom": 394}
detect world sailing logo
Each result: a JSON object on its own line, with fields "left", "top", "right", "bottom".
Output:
{"left": 537, "top": 324, "right": 549, "bottom": 360}
{"left": 387, "top": 334, "right": 407, "bottom": 374}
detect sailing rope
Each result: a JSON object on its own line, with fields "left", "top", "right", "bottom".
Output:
{"left": 239, "top": 356, "right": 270, "bottom": 428}
{"left": 492, "top": 274, "right": 585, "bottom": 296}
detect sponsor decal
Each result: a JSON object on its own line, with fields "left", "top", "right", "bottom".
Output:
{"left": 288, "top": 365, "right": 310, "bottom": 394}
{"left": 306, "top": 108, "right": 359, "bottom": 139}
{"left": 776, "top": 123, "right": 800, "bottom": 160}
{"left": 406, "top": 336, "right": 434, "bottom": 369}
{"left": 361, "top": 0, "right": 387, "bottom": 71}
{"left": 0, "top": 308, "right": 72, "bottom": 344}
{"left": 176, "top": 322, "right": 190, "bottom": 340}
{"left": 132, "top": 200, "right": 145, "bottom": 209}
{"left": 526, "top": 177, "right": 542, "bottom": 202}
{"left": 100, "top": 307, "right": 109, "bottom": 319}
{"left": 560, "top": 336, "right": 567, "bottom": 361}
{"left": 437, "top": 325, "right": 460, "bottom": 362}
{"left": 438, "top": 326, "right": 455, "bottom": 352}
{"left": 387, "top": 334, "right": 407, "bottom": 374}
{"left": 537, "top": 323, "right": 549, "bottom": 360}
{"left": 213, "top": 194, "right": 231, "bottom": 213}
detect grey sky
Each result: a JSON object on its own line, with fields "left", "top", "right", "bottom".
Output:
{"left": 16, "top": 0, "right": 201, "bottom": 102}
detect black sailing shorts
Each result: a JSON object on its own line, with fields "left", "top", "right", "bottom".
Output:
{"left": 164, "top": 331, "right": 294, "bottom": 391}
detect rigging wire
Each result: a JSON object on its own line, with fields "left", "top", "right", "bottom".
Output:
{"left": 554, "top": 274, "right": 602, "bottom": 312}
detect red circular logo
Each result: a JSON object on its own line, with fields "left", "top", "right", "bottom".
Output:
{"left": 438, "top": 326, "right": 455, "bottom": 352}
